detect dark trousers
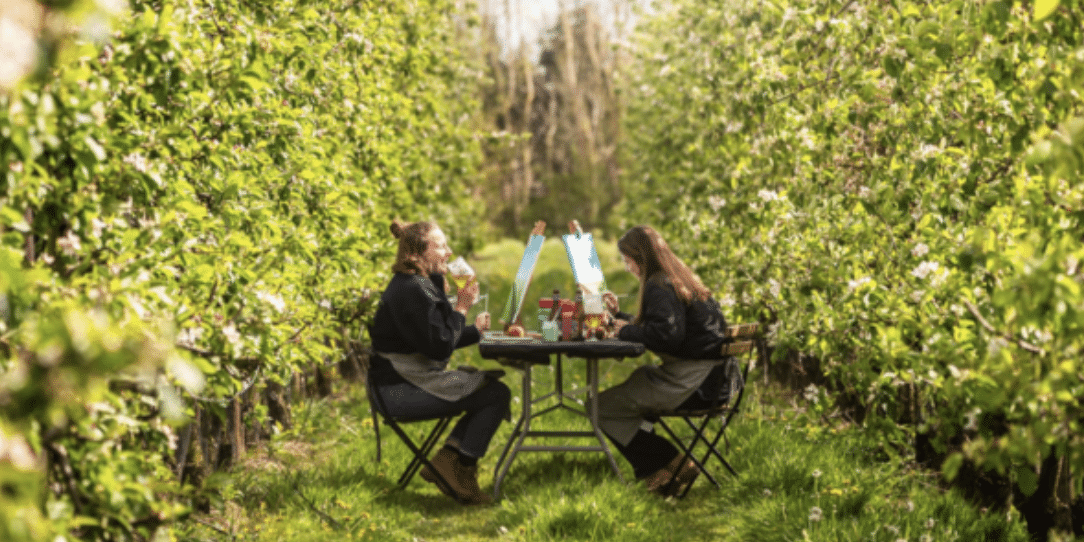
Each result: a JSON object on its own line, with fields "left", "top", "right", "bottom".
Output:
{"left": 608, "top": 429, "right": 679, "bottom": 479}
{"left": 605, "top": 391, "right": 715, "bottom": 479}
{"left": 376, "top": 379, "right": 511, "bottom": 459}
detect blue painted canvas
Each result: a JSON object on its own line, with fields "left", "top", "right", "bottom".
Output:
{"left": 500, "top": 234, "right": 545, "bottom": 325}
{"left": 562, "top": 231, "right": 606, "bottom": 294}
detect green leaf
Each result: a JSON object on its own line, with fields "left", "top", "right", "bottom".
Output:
{"left": 942, "top": 453, "right": 964, "bottom": 481}
{"left": 1015, "top": 465, "right": 1038, "bottom": 496}
{"left": 1, "top": 207, "right": 30, "bottom": 232}
{"left": 1034, "top": 0, "right": 1059, "bottom": 21}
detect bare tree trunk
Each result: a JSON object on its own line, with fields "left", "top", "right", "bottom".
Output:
{"left": 229, "top": 397, "right": 244, "bottom": 464}
{"left": 520, "top": 45, "right": 535, "bottom": 212}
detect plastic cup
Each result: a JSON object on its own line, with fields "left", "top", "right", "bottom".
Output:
{"left": 542, "top": 320, "right": 560, "bottom": 341}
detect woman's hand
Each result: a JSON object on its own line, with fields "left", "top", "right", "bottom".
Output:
{"left": 602, "top": 291, "right": 620, "bottom": 315}
{"left": 455, "top": 277, "right": 480, "bottom": 314}
{"left": 474, "top": 311, "right": 491, "bottom": 331}
{"left": 531, "top": 220, "right": 547, "bottom": 237}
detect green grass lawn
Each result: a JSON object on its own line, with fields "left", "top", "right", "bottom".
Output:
{"left": 177, "top": 375, "right": 1028, "bottom": 542}
{"left": 176, "top": 238, "right": 1030, "bottom": 541}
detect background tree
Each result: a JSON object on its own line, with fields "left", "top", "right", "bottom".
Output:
{"left": 476, "top": 2, "right": 625, "bottom": 236}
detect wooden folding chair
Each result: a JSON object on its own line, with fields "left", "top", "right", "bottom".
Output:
{"left": 361, "top": 353, "right": 464, "bottom": 502}
{"left": 648, "top": 323, "right": 759, "bottom": 498}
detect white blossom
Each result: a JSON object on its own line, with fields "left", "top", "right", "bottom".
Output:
{"left": 911, "top": 261, "right": 940, "bottom": 280}
{"left": 768, "top": 279, "right": 781, "bottom": 298}
{"left": 915, "top": 144, "right": 941, "bottom": 160}
{"left": 758, "top": 189, "right": 781, "bottom": 202}
{"left": 708, "top": 195, "right": 726, "bottom": 211}
{"left": 177, "top": 326, "right": 204, "bottom": 346}
{"left": 222, "top": 324, "right": 241, "bottom": 347}
{"left": 91, "top": 218, "right": 107, "bottom": 238}
{"left": 848, "top": 276, "right": 871, "bottom": 291}
{"left": 804, "top": 384, "right": 820, "bottom": 404}
{"left": 808, "top": 506, "right": 823, "bottom": 522}
{"left": 911, "top": 243, "right": 929, "bottom": 258}
{"left": 124, "top": 152, "right": 149, "bottom": 173}
{"left": 57, "top": 231, "right": 82, "bottom": 256}
{"left": 0, "top": 428, "right": 41, "bottom": 471}
{"left": 91, "top": 102, "right": 106, "bottom": 124}
{"left": 256, "top": 291, "right": 286, "bottom": 312}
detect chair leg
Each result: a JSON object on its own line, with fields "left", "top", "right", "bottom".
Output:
{"left": 395, "top": 417, "right": 452, "bottom": 487}
{"left": 702, "top": 416, "right": 738, "bottom": 477}
{"left": 656, "top": 419, "right": 721, "bottom": 494}
{"left": 681, "top": 416, "right": 725, "bottom": 487}
{"left": 681, "top": 416, "right": 729, "bottom": 470}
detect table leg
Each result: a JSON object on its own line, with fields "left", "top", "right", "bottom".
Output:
{"left": 587, "top": 358, "right": 624, "bottom": 482}
{"left": 493, "top": 364, "right": 533, "bottom": 499}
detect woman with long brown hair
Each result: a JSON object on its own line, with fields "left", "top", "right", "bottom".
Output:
{"left": 368, "top": 219, "right": 509, "bottom": 505}
{"left": 599, "top": 225, "right": 736, "bottom": 497}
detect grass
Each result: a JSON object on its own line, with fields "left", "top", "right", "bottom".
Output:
{"left": 175, "top": 238, "right": 1031, "bottom": 541}
{"left": 176, "top": 377, "right": 1030, "bottom": 542}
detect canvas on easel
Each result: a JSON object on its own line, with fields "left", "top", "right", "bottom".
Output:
{"left": 561, "top": 220, "right": 606, "bottom": 295}
{"left": 500, "top": 221, "right": 547, "bottom": 327}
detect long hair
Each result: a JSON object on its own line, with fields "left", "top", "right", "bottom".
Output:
{"left": 617, "top": 225, "right": 711, "bottom": 323}
{"left": 390, "top": 220, "right": 437, "bottom": 275}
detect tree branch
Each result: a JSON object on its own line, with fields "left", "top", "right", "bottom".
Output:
{"left": 962, "top": 300, "right": 1043, "bottom": 354}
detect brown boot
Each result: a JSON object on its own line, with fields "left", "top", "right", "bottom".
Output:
{"left": 459, "top": 464, "right": 493, "bottom": 505}
{"left": 420, "top": 447, "right": 470, "bottom": 501}
{"left": 645, "top": 454, "right": 700, "bottom": 496}
{"left": 421, "top": 449, "right": 493, "bottom": 505}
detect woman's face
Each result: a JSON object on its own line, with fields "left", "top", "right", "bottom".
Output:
{"left": 422, "top": 227, "right": 452, "bottom": 275}
{"left": 622, "top": 254, "right": 641, "bottom": 278}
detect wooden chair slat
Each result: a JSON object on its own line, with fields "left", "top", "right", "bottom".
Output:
{"left": 725, "top": 323, "right": 759, "bottom": 339}
{"left": 720, "top": 340, "right": 753, "bottom": 356}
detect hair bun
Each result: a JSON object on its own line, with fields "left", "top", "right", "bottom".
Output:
{"left": 390, "top": 220, "right": 404, "bottom": 239}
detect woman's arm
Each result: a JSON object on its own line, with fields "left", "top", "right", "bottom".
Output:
{"left": 388, "top": 276, "right": 469, "bottom": 360}
{"left": 617, "top": 280, "right": 685, "bottom": 352}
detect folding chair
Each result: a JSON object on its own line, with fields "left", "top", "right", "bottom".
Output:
{"left": 647, "top": 323, "right": 759, "bottom": 498}
{"left": 361, "top": 352, "right": 465, "bottom": 502}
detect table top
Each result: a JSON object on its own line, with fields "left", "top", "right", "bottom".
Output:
{"left": 479, "top": 333, "right": 645, "bottom": 363}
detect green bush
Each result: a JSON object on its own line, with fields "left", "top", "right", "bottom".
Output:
{"left": 0, "top": 0, "right": 484, "bottom": 539}
{"left": 622, "top": 0, "right": 1084, "bottom": 528}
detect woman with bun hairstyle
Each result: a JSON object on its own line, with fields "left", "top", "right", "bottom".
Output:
{"left": 368, "top": 220, "right": 510, "bottom": 505}
{"left": 599, "top": 225, "right": 737, "bottom": 497}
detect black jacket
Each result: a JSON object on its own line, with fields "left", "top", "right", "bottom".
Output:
{"left": 368, "top": 272, "right": 480, "bottom": 385}
{"left": 617, "top": 274, "right": 729, "bottom": 360}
